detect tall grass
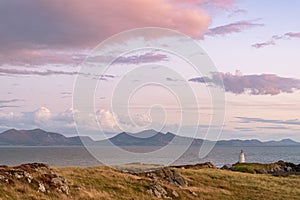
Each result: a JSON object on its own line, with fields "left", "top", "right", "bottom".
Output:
{"left": 1, "top": 166, "right": 299, "bottom": 199}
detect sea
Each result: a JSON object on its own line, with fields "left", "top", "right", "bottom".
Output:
{"left": 0, "top": 146, "right": 299, "bottom": 168}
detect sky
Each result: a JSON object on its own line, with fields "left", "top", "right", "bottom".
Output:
{"left": 0, "top": 0, "right": 300, "bottom": 141}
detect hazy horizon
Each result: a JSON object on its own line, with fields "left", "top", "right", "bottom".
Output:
{"left": 1, "top": 128, "right": 300, "bottom": 143}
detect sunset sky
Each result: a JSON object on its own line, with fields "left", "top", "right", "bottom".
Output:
{"left": 0, "top": 0, "right": 300, "bottom": 141}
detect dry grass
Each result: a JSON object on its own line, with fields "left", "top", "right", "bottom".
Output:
{"left": 1, "top": 165, "right": 300, "bottom": 200}
{"left": 179, "top": 168, "right": 300, "bottom": 200}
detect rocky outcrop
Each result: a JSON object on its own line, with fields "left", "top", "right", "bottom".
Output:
{"left": 118, "top": 162, "right": 220, "bottom": 198}
{"left": 0, "top": 163, "right": 70, "bottom": 195}
{"left": 223, "top": 160, "right": 300, "bottom": 175}
{"left": 143, "top": 168, "right": 188, "bottom": 198}
{"left": 144, "top": 168, "right": 188, "bottom": 187}
{"left": 268, "top": 160, "right": 300, "bottom": 175}
{"left": 146, "top": 182, "right": 169, "bottom": 198}
{"left": 221, "top": 164, "right": 233, "bottom": 170}
{"left": 121, "top": 163, "right": 205, "bottom": 199}
{"left": 173, "top": 162, "right": 217, "bottom": 170}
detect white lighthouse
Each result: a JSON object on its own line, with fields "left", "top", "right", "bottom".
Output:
{"left": 239, "top": 150, "right": 246, "bottom": 163}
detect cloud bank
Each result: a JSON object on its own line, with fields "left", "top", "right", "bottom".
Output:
{"left": 0, "top": 0, "right": 246, "bottom": 65}
{"left": 0, "top": 0, "right": 212, "bottom": 52}
{"left": 189, "top": 71, "right": 300, "bottom": 95}
{"left": 0, "top": 107, "right": 152, "bottom": 135}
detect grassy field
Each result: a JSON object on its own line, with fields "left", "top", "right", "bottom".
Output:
{"left": 0, "top": 165, "right": 300, "bottom": 200}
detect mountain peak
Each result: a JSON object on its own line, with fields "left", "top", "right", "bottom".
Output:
{"left": 280, "top": 138, "right": 294, "bottom": 142}
{"left": 29, "top": 128, "right": 48, "bottom": 133}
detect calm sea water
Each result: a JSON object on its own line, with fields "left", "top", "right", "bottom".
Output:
{"left": 0, "top": 146, "right": 299, "bottom": 167}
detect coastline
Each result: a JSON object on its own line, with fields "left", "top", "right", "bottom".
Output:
{"left": 1, "top": 145, "right": 300, "bottom": 168}
{"left": 1, "top": 161, "right": 299, "bottom": 199}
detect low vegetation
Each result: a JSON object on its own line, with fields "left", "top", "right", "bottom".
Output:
{"left": 0, "top": 163, "right": 299, "bottom": 200}
{"left": 231, "top": 161, "right": 300, "bottom": 175}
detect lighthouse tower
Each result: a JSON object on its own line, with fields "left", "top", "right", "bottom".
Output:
{"left": 239, "top": 150, "right": 246, "bottom": 163}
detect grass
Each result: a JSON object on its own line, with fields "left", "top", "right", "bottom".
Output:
{"left": 179, "top": 168, "right": 300, "bottom": 200}
{"left": 231, "top": 163, "right": 272, "bottom": 173}
{"left": 1, "top": 166, "right": 300, "bottom": 200}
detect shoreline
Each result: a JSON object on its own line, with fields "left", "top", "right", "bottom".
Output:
{"left": 1, "top": 145, "right": 300, "bottom": 168}
{"left": 1, "top": 161, "right": 300, "bottom": 199}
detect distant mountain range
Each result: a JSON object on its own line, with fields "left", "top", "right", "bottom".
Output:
{"left": 0, "top": 128, "right": 299, "bottom": 147}
{"left": 0, "top": 129, "right": 93, "bottom": 146}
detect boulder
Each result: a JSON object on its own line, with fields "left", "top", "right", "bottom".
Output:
{"left": 145, "top": 168, "right": 187, "bottom": 187}
{"left": 51, "top": 177, "right": 70, "bottom": 195}
{"left": 172, "top": 190, "right": 179, "bottom": 197}
{"left": 221, "top": 164, "right": 232, "bottom": 170}
{"left": 147, "top": 182, "right": 169, "bottom": 199}
{"left": 38, "top": 183, "right": 46, "bottom": 193}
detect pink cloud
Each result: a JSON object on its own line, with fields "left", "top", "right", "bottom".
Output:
{"left": 251, "top": 40, "right": 276, "bottom": 49}
{"left": 0, "top": 0, "right": 212, "bottom": 51}
{"left": 173, "top": 0, "right": 235, "bottom": 6}
{"left": 284, "top": 32, "right": 300, "bottom": 38}
{"left": 0, "top": 67, "right": 116, "bottom": 79}
{"left": 2, "top": 0, "right": 233, "bottom": 65}
{"left": 115, "top": 52, "right": 168, "bottom": 65}
{"left": 206, "top": 20, "right": 264, "bottom": 36}
{"left": 0, "top": 68, "right": 79, "bottom": 76}
{"left": 0, "top": 0, "right": 244, "bottom": 65}
{"left": 252, "top": 32, "right": 300, "bottom": 49}
{"left": 189, "top": 71, "right": 300, "bottom": 95}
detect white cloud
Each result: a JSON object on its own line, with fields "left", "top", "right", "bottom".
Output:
{"left": 0, "top": 107, "right": 75, "bottom": 134}
{"left": 96, "top": 109, "right": 119, "bottom": 131}
{"left": 0, "top": 107, "right": 151, "bottom": 135}
{"left": 33, "top": 106, "right": 51, "bottom": 124}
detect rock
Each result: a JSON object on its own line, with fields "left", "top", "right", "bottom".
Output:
{"left": 270, "top": 161, "right": 299, "bottom": 174}
{"left": 51, "top": 177, "right": 64, "bottom": 186}
{"left": 231, "top": 161, "right": 300, "bottom": 175}
{"left": 192, "top": 191, "right": 198, "bottom": 197}
{"left": 151, "top": 182, "right": 168, "bottom": 198}
{"left": 296, "top": 164, "right": 300, "bottom": 172}
{"left": 285, "top": 166, "right": 293, "bottom": 172}
{"left": 272, "top": 164, "right": 283, "bottom": 173}
{"left": 188, "top": 189, "right": 198, "bottom": 197}
{"left": 0, "top": 174, "right": 9, "bottom": 184}
{"left": 128, "top": 166, "right": 188, "bottom": 198}
{"left": 172, "top": 190, "right": 179, "bottom": 197}
{"left": 153, "top": 188, "right": 162, "bottom": 198}
{"left": 146, "top": 189, "right": 153, "bottom": 195}
{"left": 145, "top": 168, "right": 187, "bottom": 187}
{"left": 221, "top": 164, "right": 232, "bottom": 170}
{"left": 173, "top": 162, "right": 217, "bottom": 170}
{"left": 60, "top": 184, "right": 70, "bottom": 195}
{"left": 38, "top": 183, "right": 46, "bottom": 193}
{"left": 14, "top": 172, "right": 23, "bottom": 179}
{"left": 0, "top": 163, "right": 70, "bottom": 195}
{"left": 51, "top": 177, "right": 70, "bottom": 195}
{"left": 147, "top": 182, "right": 175, "bottom": 199}
{"left": 261, "top": 168, "right": 268, "bottom": 174}
{"left": 24, "top": 172, "right": 33, "bottom": 183}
